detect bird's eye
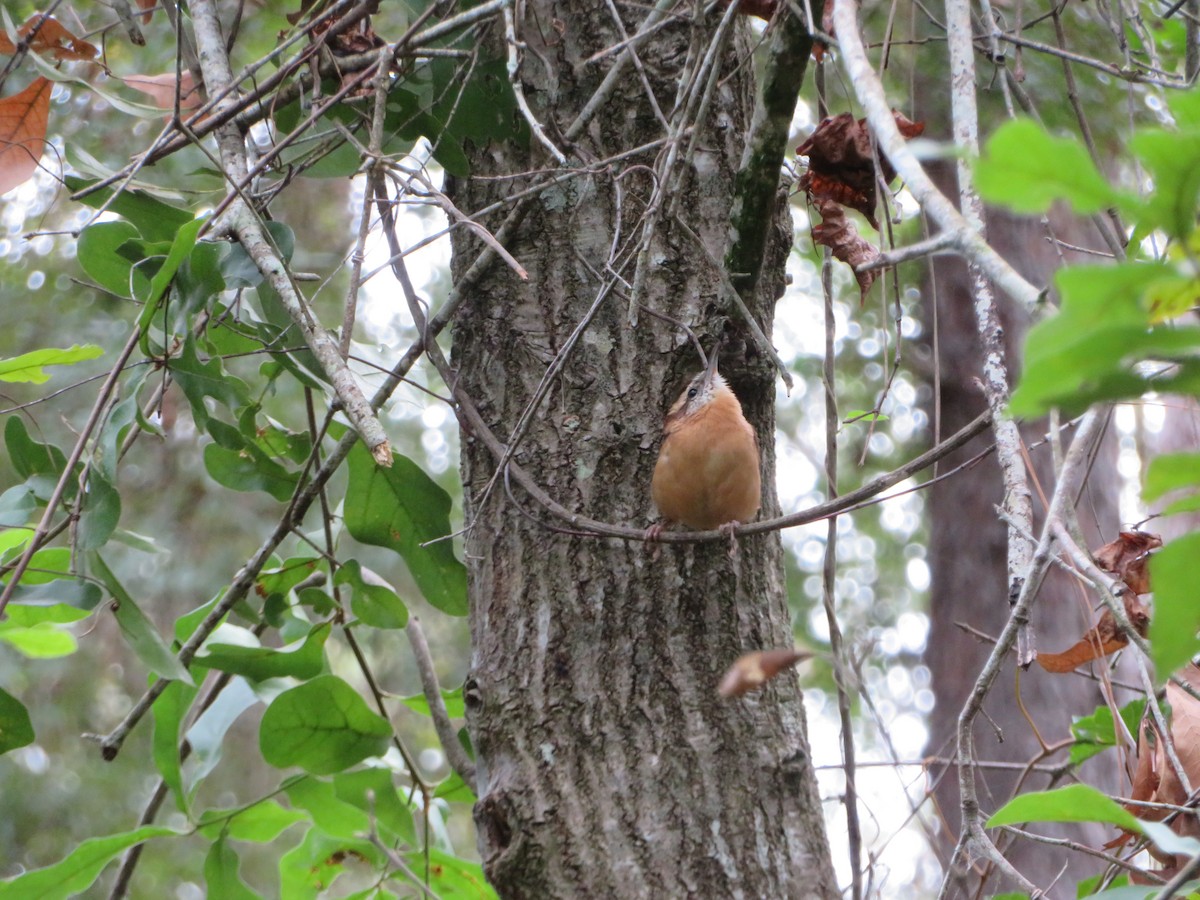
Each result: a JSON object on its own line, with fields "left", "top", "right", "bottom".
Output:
{"left": 687, "top": 387, "right": 698, "bottom": 399}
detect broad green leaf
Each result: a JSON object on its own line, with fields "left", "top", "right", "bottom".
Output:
{"left": 194, "top": 623, "right": 330, "bottom": 682}
{"left": 335, "top": 560, "right": 408, "bottom": 629}
{"left": 1143, "top": 273, "right": 1200, "bottom": 323}
{"left": 257, "top": 557, "right": 322, "bottom": 598}
{"left": 1145, "top": 452, "right": 1200, "bottom": 516}
{"left": 77, "top": 221, "right": 151, "bottom": 298}
{"left": 1149, "top": 533, "right": 1200, "bottom": 679}
{"left": 411, "top": 847, "right": 496, "bottom": 898}
{"left": 152, "top": 680, "right": 199, "bottom": 814}
{"left": 1069, "top": 700, "right": 1145, "bottom": 766}
{"left": 65, "top": 175, "right": 194, "bottom": 243}
{"left": 175, "top": 241, "right": 227, "bottom": 321}
{"left": 5, "top": 603, "right": 90, "bottom": 626}
{"left": 1130, "top": 129, "right": 1200, "bottom": 241}
{"left": 186, "top": 677, "right": 258, "bottom": 792}
{"left": 334, "top": 768, "right": 417, "bottom": 844}
{"left": 0, "top": 685, "right": 34, "bottom": 754}
{"left": 975, "top": 119, "right": 1127, "bottom": 215}
{"left": 0, "top": 621, "right": 77, "bottom": 658}
{"left": 434, "top": 769, "right": 475, "bottom": 803}
{"left": 203, "top": 442, "right": 300, "bottom": 501}
{"left": 278, "top": 824, "right": 379, "bottom": 900}
{"left": 1011, "top": 263, "right": 1200, "bottom": 416}
{"left": 402, "top": 685, "right": 465, "bottom": 719}
{"left": 0, "top": 579, "right": 102, "bottom": 609}
{"left": 0, "top": 825, "right": 177, "bottom": 899}
{"left": 987, "top": 784, "right": 1139, "bottom": 831}
{"left": 5, "top": 416, "right": 68, "bottom": 483}
{"left": 204, "top": 836, "right": 258, "bottom": 900}
{"left": 198, "top": 799, "right": 307, "bottom": 843}
{"left": 345, "top": 443, "right": 467, "bottom": 616}
{"left": 169, "top": 336, "right": 250, "bottom": 434}
{"left": 76, "top": 471, "right": 121, "bottom": 551}
{"left": 260, "top": 675, "right": 392, "bottom": 775}
{"left": 0, "top": 484, "right": 35, "bottom": 526}
{"left": 285, "top": 776, "right": 370, "bottom": 839}
{"left": 90, "top": 553, "right": 194, "bottom": 686}
{"left": 0, "top": 345, "right": 103, "bottom": 384}
{"left": 137, "top": 216, "right": 206, "bottom": 329}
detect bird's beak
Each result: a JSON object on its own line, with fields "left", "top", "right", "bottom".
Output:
{"left": 703, "top": 344, "right": 720, "bottom": 388}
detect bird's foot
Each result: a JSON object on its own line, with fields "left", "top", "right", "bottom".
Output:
{"left": 719, "top": 521, "right": 742, "bottom": 560}
{"left": 643, "top": 521, "right": 668, "bottom": 561}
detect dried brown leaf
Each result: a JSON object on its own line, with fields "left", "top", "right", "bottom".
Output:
{"left": 810, "top": 199, "right": 880, "bottom": 298}
{"left": 797, "top": 111, "right": 925, "bottom": 229}
{"left": 0, "top": 15, "right": 98, "bottom": 61}
{"left": 1094, "top": 530, "right": 1162, "bottom": 595}
{"left": 123, "top": 72, "right": 202, "bottom": 111}
{"left": 1036, "top": 609, "right": 1128, "bottom": 673}
{"left": 0, "top": 77, "right": 51, "bottom": 196}
{"left": 717, "top": 0, "right": 777, "bottom": 20}
{"left": 719, "top": 648, "right": 810, "bottom": 698}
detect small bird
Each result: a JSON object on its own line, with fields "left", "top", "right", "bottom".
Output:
{"left": 650, "top": 347, "right": 761, "bottom": 536}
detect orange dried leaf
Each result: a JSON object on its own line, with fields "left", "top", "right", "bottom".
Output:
{"left": 136, "top": 0, "right": 155, "bottom": 24}
{"left": 123, "top": 72, "right": 202, "bottom": 111}
{"left": 0, "top": 15, "right": 98, "bottom": 61}
{"left": 0, "top": 77, "right": 51, "bottom": 196}
{"left": 810, "top": 199, "right": 880, "bottom": 299}
{"left": 719, "top": 648, "right": 810, "bottom": 698}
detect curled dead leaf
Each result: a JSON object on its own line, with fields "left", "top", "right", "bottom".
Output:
{"left": 719, "top": 648, "right": 811, "bottom": 698}
{"left": 1094, "top": 530, "right": 1162, "bottom": 595}
{"left": 810, "top": 199, "right": 880, "bottom": 299}
{"left": 797, "top": 111, "right": 925, "bottom": 229}
{"left": 0, "top": 77, "right": 51, "bottom": 196}
{"left": 1037, "top": 594, "right": 1148, "bottom": 673}
{"left": 717, "top": 0, "right": 777, "bottom": 19}
{"left": 1112, "top": 665, "right": 1200, "bottom": 873}
{"left": 123, "top": 72, "right": 203, "bottom": 111}
{"left": 0, "top": 15, "right": 98, "bottom": 61}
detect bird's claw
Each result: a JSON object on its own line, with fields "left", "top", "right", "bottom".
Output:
{"left": 719, "top": 521, "right": 741, "bottom": 560}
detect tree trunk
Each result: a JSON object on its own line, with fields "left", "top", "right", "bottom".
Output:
{"left": 448, "top": 5, "right": 837, "bottom": 898}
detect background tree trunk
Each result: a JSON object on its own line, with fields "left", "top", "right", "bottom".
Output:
{"left": 923, "top": 196, "right": 1123, "bottom": 891}
{"left": 449, "top": 5, "right": 837, "bottom": 897}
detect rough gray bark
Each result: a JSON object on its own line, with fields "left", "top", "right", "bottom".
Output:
{"left": 448, "top": 5, "right": 837, "bottom": 898}
{"left": 923, "top": 198, "right": 1123, "bottom": 892}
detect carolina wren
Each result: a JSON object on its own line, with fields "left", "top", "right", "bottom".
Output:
{"left": 651, "top": 348, "right": 761, "bottom": 532}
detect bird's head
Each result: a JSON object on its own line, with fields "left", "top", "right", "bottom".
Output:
{"left": 665, "top": 345, "right": 728, "bottom": 423}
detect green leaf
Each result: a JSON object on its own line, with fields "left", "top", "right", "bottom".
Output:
{"left": 257, "top": 557, "right": 322, "bottom": 599}
{"left": 0, "top": 621, "right": 77, "bottom": 658}
{"left": 77, "top": 220, "right": 152, "bottom": 298}
{"left": 204, "top": 835, "right": 258, "bottom": 900}
{"left": 4, "top": 603, "right": 90, "bottom": 626}
{"left": 410, "top": 847, "right": 496, "bottom": 898}
{"left": 90, "top": 553, "right": 195, "bottom": 686}
{"left": 198, "top": 799, "right": 307, "bottom": 843}
{"left": 402, "top": 685, "right": 464, "bottom": 719}
{"left": 1130, "top": 129, "right": 1200, "bottom": 241}
{"left": 976, "top": 119, "right": 1127, "bottom": 215}
{"left": 433, "top": 769, "right": 475, "bottom": 803}
{"left": 0, "top": 484, "right": 36, "bottom": 526}
{"left": 0, "top": 685, "right": 34, "bottom": 754}
{"left": 1145, "top": 452, "right": 1200, "bottom": 516}
{"left": 194, "top": 623, "right": 330, "bottom": 682}
{"left": 334, "top": 768, "right": 417, "bottom": 844}
{"left": 137, "top": 216, "right": 206, "bottom": 325}
{"left": 260, "top": 675, "right": 392, "bottom": 775}
{"left": 169, "top": 336, "right": 251, "bottom": 434}
{"left": 0, "top": 345, "right": 103, "bottom": 384}
{"left": 987, "top": 784, "right": 1139, "bottom": 831}
{"left": 345, "top": 443, "right": 467, "bottom": 616}
{"left": 65, "top": 176, "right": 195, "bottom": 243}
{"left": 152, "top": 680, "right": 199, "bottom": 813}
{"left": 5, "top": 416, "right": 68, "bottom": 483}
{"left": 203, "top": 442, "right": 300, "bottom": 501}
{"left": 284, "top": 776, "right": 369, "bottom": 839}
{"left": 77, "top": 471, "right": 121, "bottom": 551}
{"left": 1069, "top": 700, "right": 1145, "bottom": 765}
{"left": 1149, "top": 533, "right": 1200, "bottom": 679}
{"left": 335, "top": 560, "right": 408, "bottom": 629}
{"left": 278, "top": 824, "right": 379, "bottom": 900}
{"left": 185, "top": 677, "right": 258, "bottom": 791}
{"left": 0, "top": 825, "right": 177, "bottom": 899}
